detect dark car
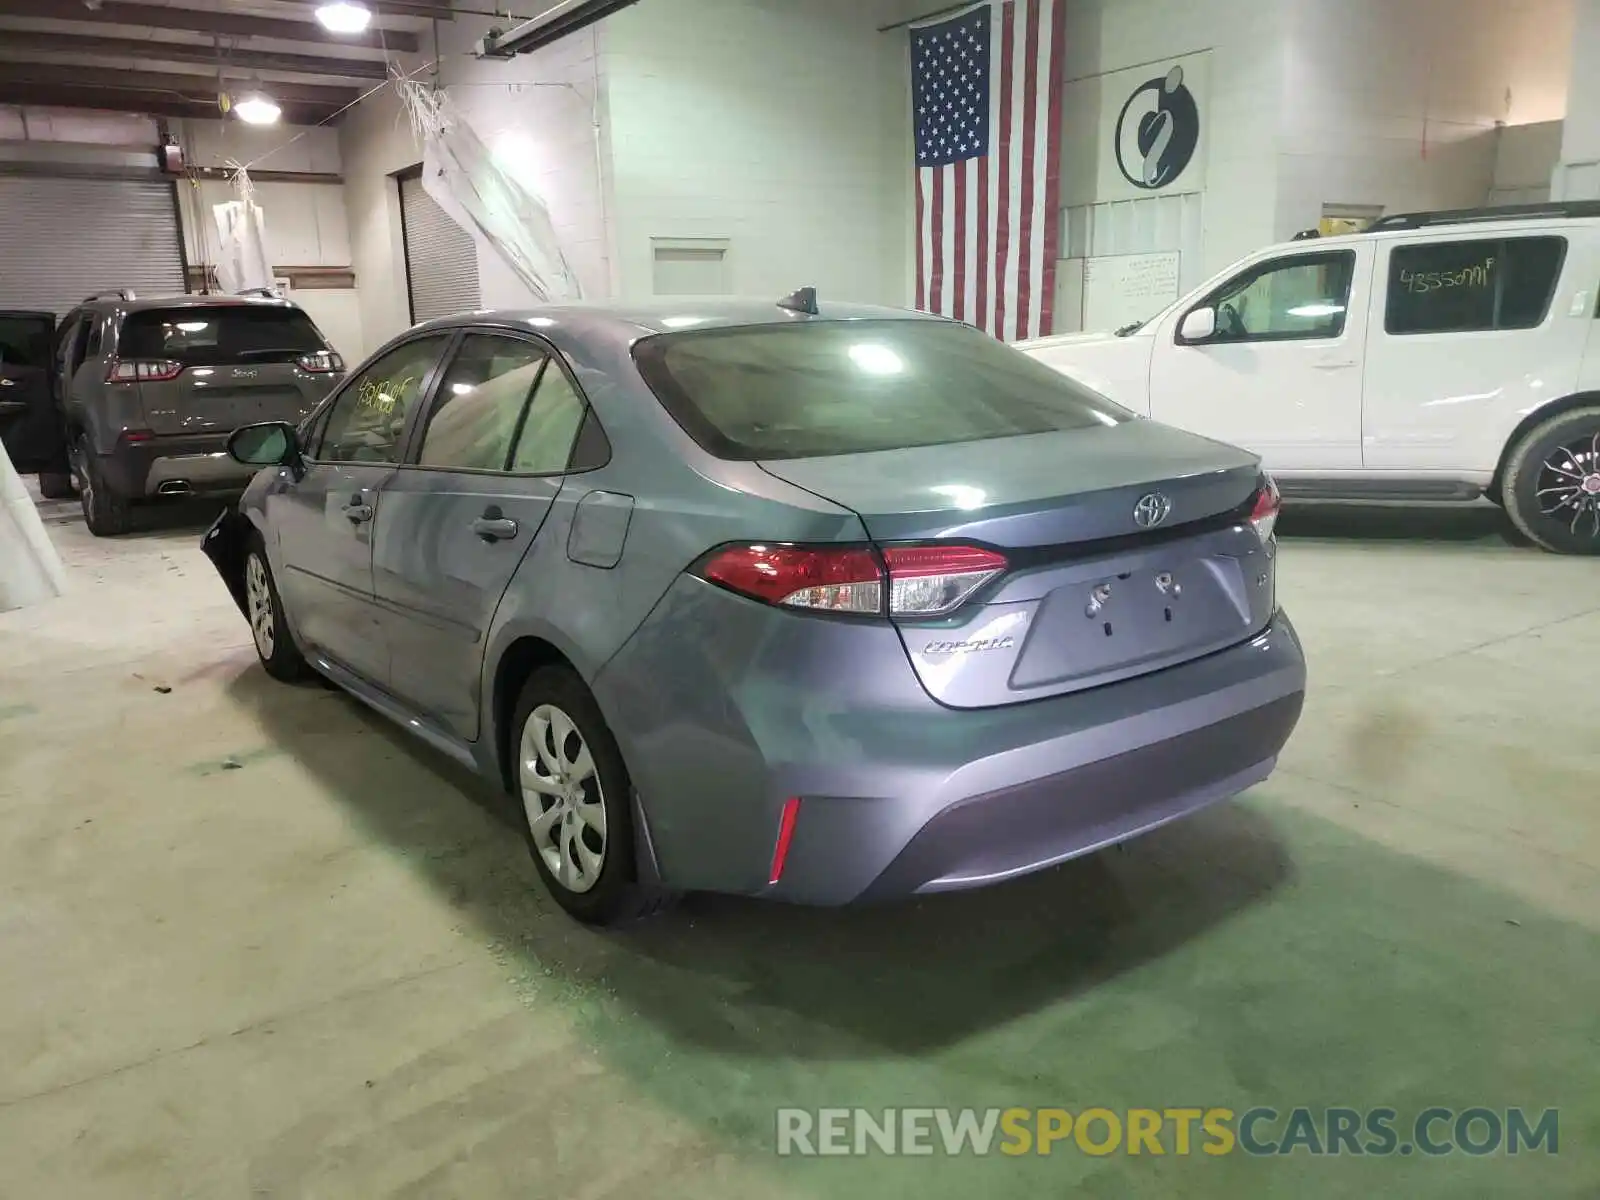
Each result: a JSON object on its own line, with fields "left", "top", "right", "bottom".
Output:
{"left": 0, "top": 291, "right": 344, "bottom": 535}
{"left": 203, "top": 296, "right": 1307, "bottom": 926}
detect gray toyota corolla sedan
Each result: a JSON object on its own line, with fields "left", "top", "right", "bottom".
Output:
{"left": 202, "top": 293, "right": 1306, "bottom": 924}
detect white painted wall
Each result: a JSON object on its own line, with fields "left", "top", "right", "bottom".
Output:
{"left": 1275, "top": 0, "right": 1573, "bottom": 237}
{"left": 1492, "top": 119, "right": 1564, "bottom": 205}
{"left": 601, "top": 0, "right": 922, "bottom": 307}
{"left": 1554, "top": 0, "right": 1600, "bottom": 198}
{"left": 339, "top": 61, "right": 427, "bottom": 360}
{"left": 1061, "top": 0, "right": 1285, "bottom": 284}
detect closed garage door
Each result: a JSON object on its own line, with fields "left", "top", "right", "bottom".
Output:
{"left": 0, "top": 175, "right": 186, "bottom": 318}
{"left": 399, "top": 172, "right": 482, "bottom": 324}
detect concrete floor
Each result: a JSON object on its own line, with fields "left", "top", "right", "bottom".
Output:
{"left": 1, "top": 492, "right": 1596, "bottom": 1198}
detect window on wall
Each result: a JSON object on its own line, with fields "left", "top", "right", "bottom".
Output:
{"left": 1193, "top": 251, "right": 1355, "bottom": 343}
{"left": 1385, "top": 237, "right": 1567, "bottom": 336}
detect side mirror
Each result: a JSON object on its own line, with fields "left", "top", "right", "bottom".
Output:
{"left": 227, "top": 421, "right": 299, "bottom": 469}
{"left": 1179, "top": 307, "right": 1217, "bottom": 343}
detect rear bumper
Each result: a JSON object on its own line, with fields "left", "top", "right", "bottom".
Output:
{"left": 101, "top": 433, "right": 255, "bottom": 498}
{"left": 593, "top": 576, "right": 1308, "bottom": 906}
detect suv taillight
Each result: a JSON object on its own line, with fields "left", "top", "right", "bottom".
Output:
{"left": 297, "top": 350, "right": 344, "bottom": 373}
{"left": 106, "top": 358, "right": 184, "bottom": 383}
{"left": 1250, "top": 474, "right": 1282, "bottom": 544}
{"left": 696, "top": 543, "right": 1007, "bottom": 619}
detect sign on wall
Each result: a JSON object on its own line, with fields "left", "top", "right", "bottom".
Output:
{"left": 1062, "top": 51, "right": 1210, "bottom": 206}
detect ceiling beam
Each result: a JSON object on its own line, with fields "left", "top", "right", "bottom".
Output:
{"left": 0, "top": 0, "right": 420, "bottom": 54}
{"left": 0, "top": 30, "right": 391, "bottom": 80}
{"left": 0, "top": 62, "right": 360, "bottom": 106}
{"left": 0, "top": 83, "right": 332, "bottom": 125}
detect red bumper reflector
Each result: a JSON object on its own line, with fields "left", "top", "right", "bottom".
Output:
{"left": 769, "top": 797, "right": 802, "bottom": 885}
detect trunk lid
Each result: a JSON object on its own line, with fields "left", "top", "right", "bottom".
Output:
{"left": 139, "top": 362, "right": 329, "bottom": 436}
{"left": 116, "top": 304, "right": 340, "bottom": 436}
{"left": 758, "top": 422, "right": 1276, "bottom": 708}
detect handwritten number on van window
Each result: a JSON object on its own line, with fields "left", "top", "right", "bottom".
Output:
{"left": 1399, "top": 259, "right": 1495, "bottom": 294}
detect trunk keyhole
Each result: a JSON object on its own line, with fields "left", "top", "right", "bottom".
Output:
{"left": 1103, "top": 622, "right": 1113, "bottom": 637}
{"left": 1164, "top": 607, "right": 1173, "bottom": 623}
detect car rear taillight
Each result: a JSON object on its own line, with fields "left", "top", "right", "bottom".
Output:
{"left": 881, "top": 544, "right": 1008, "bottom": 617}
{"left": 1250, "top": 475, "right": 1282, "bottom": 544}
{"left": 700, "top": 545, "right": 884, "bottom": 613}
{"left": 106, "top": 358, "right": 184, "bottom": 383}
{"left": 696, "top": 542, "right": 1008, "bottom": 619}
{"left": 297, "top": 350, "right": 345, "bottom": 373}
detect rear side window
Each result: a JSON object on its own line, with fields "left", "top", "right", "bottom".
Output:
{"left": 1385, "top": 237, "right": 1566, "bottom": 335}
{"left": 634, "top": 320, "right": 1132, "bottom": 461}
{"left": 0, "top": 317, "right": 52, "bottom": 370}
{"left": 119, "top": 307, "right": 327, "bottom": 365}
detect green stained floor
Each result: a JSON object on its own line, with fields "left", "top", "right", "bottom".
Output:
{"left": 1, "top": 503, "right": 1597, "bottom": 1197}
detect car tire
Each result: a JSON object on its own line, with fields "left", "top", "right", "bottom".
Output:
{"left": 243, "top": 536, "right": 312, "bottom": 682}
{"left": 37, "top": 468, "right": 75, "bottom": 499}
{"left": 73, "top": 435, "right": 131, "bottom": 537}
{"left": 510, "top": 667, "right": 670, "bottom": 925}
{"left": 1502, "top": 406, "right": 1600, "bottom": 555}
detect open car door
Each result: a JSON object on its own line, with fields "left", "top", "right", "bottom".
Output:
{"left": 0, "top": 311, "right": 64, "bottom": 476}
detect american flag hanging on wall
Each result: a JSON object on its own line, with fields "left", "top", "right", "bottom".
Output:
{"left": 912, "top": 0, "right": 1065, "bottom": 342}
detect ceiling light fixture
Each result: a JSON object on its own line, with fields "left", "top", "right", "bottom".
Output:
{"left": 316, "top": 1, "right": 374, "bottom": 34}
{"left": 234, "top": 93, "right": 282, "bottom": 125}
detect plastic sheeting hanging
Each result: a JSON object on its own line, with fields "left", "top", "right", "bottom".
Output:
{"left": 0, "top": 442, "right": 66, "bottom": 613}
{"left": 398, "top": 77, "right": 583, "bottom": 305}
{"left": 212, "top": 166, "right": 276, "bottom": 295}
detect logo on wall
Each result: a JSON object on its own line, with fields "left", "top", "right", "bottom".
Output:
{"left": 1114, "top": 65, "right": 1200, "bottom": 190}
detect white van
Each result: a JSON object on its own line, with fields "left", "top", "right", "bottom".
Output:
{"left": 1020, "top": 203, "right": 1600, "bottom": 555}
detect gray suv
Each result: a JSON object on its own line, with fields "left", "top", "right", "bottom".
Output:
{"left": 0, "top": 291, "right": 344, "bottom": 535}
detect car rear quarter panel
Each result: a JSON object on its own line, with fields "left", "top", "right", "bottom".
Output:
{"left": 475, "top": 334, "right": 868, "bottom": 770}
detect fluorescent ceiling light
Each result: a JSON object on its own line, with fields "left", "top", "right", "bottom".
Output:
{"left": 316, "top": 2, "right": 373, "bottom": 34}
{"left": 234, "top": 93, "right": 282, "bottom": 125}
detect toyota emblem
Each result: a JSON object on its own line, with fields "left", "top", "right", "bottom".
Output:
{"left": 1134, "top": 493, "right": 1173, "bottom": 528}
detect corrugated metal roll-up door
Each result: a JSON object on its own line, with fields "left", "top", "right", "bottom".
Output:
{"left": 0, "top": 176, "right": 186, "bottom": 318}
{"left": 400, "top": 173, "right": 482, "bottom": 324}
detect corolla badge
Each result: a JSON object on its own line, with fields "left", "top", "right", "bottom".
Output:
{"left": 231, "top": 368, "right": 259, "bottom": 378}
{"left": 1134, "top": 492, "right": 1173, "bottom": 528}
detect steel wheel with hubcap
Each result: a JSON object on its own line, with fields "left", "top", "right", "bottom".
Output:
{"left": 509, "top": 666, "right": 669, "bottom": 924}
{"left": 243, "top": 541, "right": 311, "bottom": 681}
{"left": 1504, "top": 406, "right": 1600, "bottom": 555}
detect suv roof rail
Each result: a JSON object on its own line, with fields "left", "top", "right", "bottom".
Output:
{"left": 82, "top": 289, "right": 136, "bottom": 303}
{"left": 1368, "top": 201, "right": 1600, "bottom": 232}
{"left": 236, "top": 287, "right": 283, "bottom": 298}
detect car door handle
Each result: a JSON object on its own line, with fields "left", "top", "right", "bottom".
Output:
{"left": 1312, "top": 358, "right": 1357, "bottom": 371}
{"left": 343, "top": 497, "right": 375, "bottom": 524}
{"left": 472, "top": 511, "right": 520, "bottom": 542}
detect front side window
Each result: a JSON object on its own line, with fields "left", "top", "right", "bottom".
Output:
{"left": 1195, "top": 252, "right": 1356, "bottom": 343}
{"left": 1385, "top": 237, "right": 1566, "bottom": 335}
{"left": 318, "top": 336, "right": 448, "bottom": 464}
{"left": 419, "top": 335, "right": 548, "bottom": 471}
{"left": 634, "top": 319, "right": 1131, "bottom": 461}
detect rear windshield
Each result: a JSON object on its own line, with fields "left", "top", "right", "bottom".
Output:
{"left": 633, "top": 320, "right": 1132, "bottom": 460}
{"left": 119, "top": 307, "right": 326, "bottom": 366}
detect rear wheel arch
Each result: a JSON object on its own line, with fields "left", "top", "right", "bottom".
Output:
{"left": 1491, "top": 391, "right": 1600, "bottom": 501}
{"left": 490, "top": 636, "right": 583, "bottom": 794}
